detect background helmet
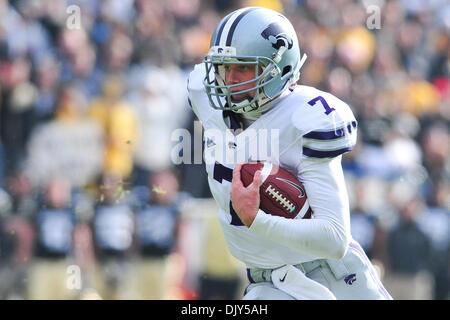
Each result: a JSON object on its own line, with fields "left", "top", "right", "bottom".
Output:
{"left": 203, "top": 7, "right": 307, "bottom": 113}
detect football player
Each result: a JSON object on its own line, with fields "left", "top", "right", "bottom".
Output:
{"left": 187, "top": 7, "right": 392, "bottom": 300}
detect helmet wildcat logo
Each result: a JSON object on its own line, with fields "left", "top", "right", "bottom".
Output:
{"left": 261, "top": 23, "right": 293, "bottom": 50}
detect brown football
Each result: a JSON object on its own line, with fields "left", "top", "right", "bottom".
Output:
{"left": 240, "top": 162, "right": 312, "bottom": 219}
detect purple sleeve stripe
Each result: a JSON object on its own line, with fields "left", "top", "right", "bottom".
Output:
{"left": 303, "top": 146, "right": 354, "bottom": 158}
{"left": 303, "top": 129, "right": 346, "bottom": 140}
{"left": 303, "top": 121, "right": 357, "bottom": 140}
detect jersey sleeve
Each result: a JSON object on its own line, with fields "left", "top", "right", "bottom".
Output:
{"left": 291, "top": 88, "right": 358, "bottom": 159}
{"left": 249, "top": 156, "right": 351, "bottom": 260}
{"left": 247, "top": 88, "right": 355, "bottom": 259}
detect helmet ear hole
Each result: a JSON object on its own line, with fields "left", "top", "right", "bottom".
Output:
{"left": 282, "top": 65, "right": 291, "bottom": 77}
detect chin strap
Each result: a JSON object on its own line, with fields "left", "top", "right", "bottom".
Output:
{"left": 290, "top": 53, "right": 308, "bottom": 85}
{"left": 299, "top": 53, "right": 308, "bottom": 70}
{"left": 238, "top": 88, "right": 290, "bottom": 122}
{"left": 272, "top": 46, "right": 288, "bottom": 64}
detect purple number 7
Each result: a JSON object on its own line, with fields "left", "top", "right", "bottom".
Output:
{"left": 308, "top": 96, "right": 335, "bottom": 115}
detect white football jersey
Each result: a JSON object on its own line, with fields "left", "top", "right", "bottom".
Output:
{"left": 187, "top": 63, "right": 357, "bottom": 268}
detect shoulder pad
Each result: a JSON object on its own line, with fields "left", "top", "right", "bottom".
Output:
{"left": 291, "top": 86, "right": 358, "bottom": 159}
{"left": 187, "top": 63, "right": 215, "bottom": 122}
{"left": 187, "top": 63, "right": 206, "bottom": 93}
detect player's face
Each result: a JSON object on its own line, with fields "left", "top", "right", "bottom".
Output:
{"left": 224, "top": 64, "right": 260, "bottom": 101}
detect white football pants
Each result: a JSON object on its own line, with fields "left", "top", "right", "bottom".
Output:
{"left": 243, "top": 240, "right": 392, "bottom": 300}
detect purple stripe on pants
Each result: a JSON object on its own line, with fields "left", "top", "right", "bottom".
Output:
{"left": 246, "top": 268, "right": 256, "bottom": 283}
{"left": 349, "top": 240, "right": 392, "bottom": 300}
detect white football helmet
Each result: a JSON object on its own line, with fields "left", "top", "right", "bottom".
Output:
{"left": 203, "top": 7, "right": 307, "bottom": 113}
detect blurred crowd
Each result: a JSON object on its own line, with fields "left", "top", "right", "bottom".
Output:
{"left": 0, "top": 0, "right": 448, "bottom": 300}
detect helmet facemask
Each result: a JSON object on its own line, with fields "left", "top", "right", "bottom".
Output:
{"left": 203, "top": 50, "right": 293, "bottom": 113}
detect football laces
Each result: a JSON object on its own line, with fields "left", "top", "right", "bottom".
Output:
{"left": 265, "top": 185, "right": 296, "bottom": 213}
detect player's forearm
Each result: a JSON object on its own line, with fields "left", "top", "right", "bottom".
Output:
{"left": 249, "top": 210, "right": 349, "bottom": 259}
{"left": 248, "top": 156, "right": 352, "bottom": 259}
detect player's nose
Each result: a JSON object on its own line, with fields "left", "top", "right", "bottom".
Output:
{"left": 226, "top": 68, "right": 240, "bottom": 85}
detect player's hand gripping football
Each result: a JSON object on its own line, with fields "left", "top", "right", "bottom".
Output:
{"left": 230, "top": 163, "right": 263, "bottom": 227}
